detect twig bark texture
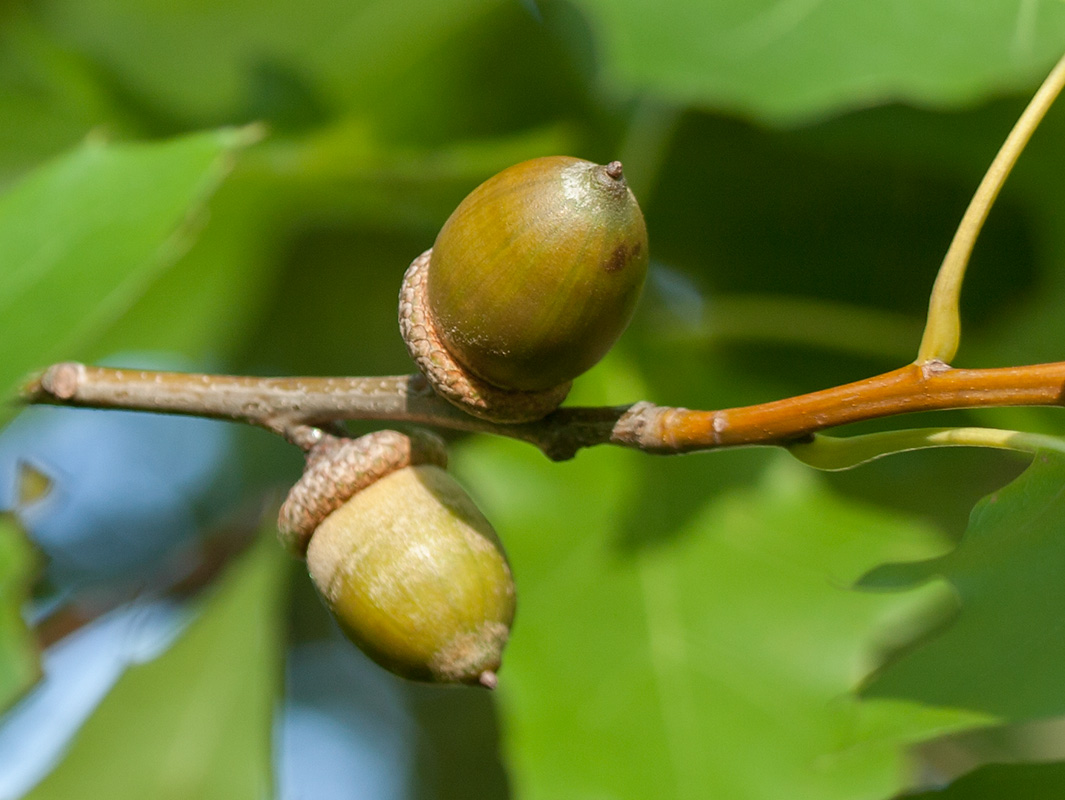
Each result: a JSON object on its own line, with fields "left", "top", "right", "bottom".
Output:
{"left": 21, "top": 359, "right": 1065, "bottom": 462}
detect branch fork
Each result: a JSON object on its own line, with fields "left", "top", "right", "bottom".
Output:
{"left": 16, "top": 51, "right": 1065, "bottom": 471}
{"left": 19, "top": 357, "right": 1065, "bottom": 464}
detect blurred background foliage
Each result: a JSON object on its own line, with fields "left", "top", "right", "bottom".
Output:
{"left": 2, "top": 0, "right": 1065, "bottom": 798}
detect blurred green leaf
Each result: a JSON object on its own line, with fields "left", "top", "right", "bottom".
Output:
{"left": 455, "top": 361, "right": 986, "bottom": 800}
{"left": 572, "top": 0, "right": 1065, "bottom": 122}
{"left": 27, "top": 533, "right": 286, "bottom": 800}
{"left": 30, "top": 0, "right": 501, "bottom": 128}
{"left": 864, "top": 452, "right": 1065, "bottom": 722}
{"left": 905, "top": 761, "right": 1065, "bottom": 799}
{"left": 0, "top": 127, "right": 253, "bottom": 411}
{"left": 0, "top": 8, "right": 133, "bottom": 186}
{"left": 407, "top": 681, "right": 511, "bottom": 800}
{"left": 0, "top": 514, "right": 39, "bottom": 714}
{"left": 82, "top": 177, "right": 280, "bottom": 363}
{"left": 644, "top": 110, "right": 1038, "bottom": 331}
{"left": 3, "top": 3, "right": 1064, "bottom": 797}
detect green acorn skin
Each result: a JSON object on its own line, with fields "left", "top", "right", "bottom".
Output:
{"left": 305, "top": 464, "right": 515, "bottom": 687}
{"left": 427, "top": 156, "right": 649, "bottom": 393}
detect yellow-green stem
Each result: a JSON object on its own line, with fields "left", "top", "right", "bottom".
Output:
{"left": 917, "top": 51, "right": 1065, "bottom": 365}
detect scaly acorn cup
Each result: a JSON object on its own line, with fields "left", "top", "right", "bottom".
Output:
{"left": 400, "top": 156, "right": 649, "bottom": 423}
{"left": 278, "top": 430, "right": 515, "bottom": 688}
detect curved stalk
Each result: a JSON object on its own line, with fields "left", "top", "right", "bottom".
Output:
{"left": 917, "top": 51, "right": 1065, "bottom": 364}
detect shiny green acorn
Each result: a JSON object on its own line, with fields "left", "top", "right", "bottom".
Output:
{"left": 305, "top": 464, "right": 515, "bottom": 688}
{"left": 427, "top": 156, "right": 649, "bottom": 392}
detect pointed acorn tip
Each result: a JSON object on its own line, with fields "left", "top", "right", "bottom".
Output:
{"left": 604, "top": 160, "right": 624, "bottom": 180}
{"left": 478, "top": 670, "right": 499, "bottom": 690}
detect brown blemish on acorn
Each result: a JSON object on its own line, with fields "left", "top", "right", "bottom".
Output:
{"left": 604, "top": 240, "right": 644, "bottom": 273}
{"left": 604, "top": 244, "right": 629, "bottom": 273}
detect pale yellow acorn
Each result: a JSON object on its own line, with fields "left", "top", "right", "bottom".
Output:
{"left": 278, "top": 431, "right": 514, "bottom": 688}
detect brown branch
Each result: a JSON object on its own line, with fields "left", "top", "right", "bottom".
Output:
{"left": 18, "top": 359, "right": 1065, "bottom": 461}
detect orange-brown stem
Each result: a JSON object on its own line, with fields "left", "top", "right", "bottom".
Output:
{"left": 633, "top": 360, "right": 1065, "bottom": 453}
{"left": 19, "top": 359, "right": 1065, "bottom": 461}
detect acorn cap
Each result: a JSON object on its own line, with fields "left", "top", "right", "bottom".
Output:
{"left": 427, "top": 156, "right": 649, "bottom": 392}
{"left": 306, "top": 464, "right": 515, "bottom": 686}
{"left": 400, "top": 249, "right": 571, "bottom": 423}
{"left": 277, "top": 429, "right": 447, "bottom": 556}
